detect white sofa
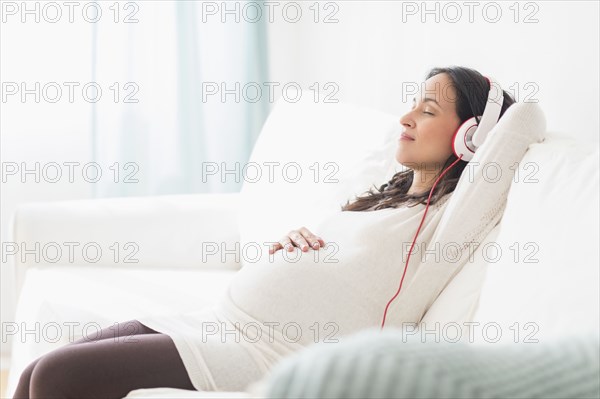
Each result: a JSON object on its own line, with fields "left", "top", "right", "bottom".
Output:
{"left": 5, "top": 95, "right": 599, "bottom": 398}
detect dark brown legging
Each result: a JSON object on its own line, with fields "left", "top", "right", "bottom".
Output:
{"left": 12, "top": 319, "right": 196, "bottom": 399}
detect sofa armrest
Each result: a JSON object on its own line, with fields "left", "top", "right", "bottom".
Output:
{"left": 8, "top": 193, "right": 241, "bottom": 299}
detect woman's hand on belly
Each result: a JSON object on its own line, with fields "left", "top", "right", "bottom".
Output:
{"left": 268, "top": 226, "right": 326, "bottom": 254}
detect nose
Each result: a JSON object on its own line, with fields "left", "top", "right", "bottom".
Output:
{"left": 399, "top": 113, "right": 414, "bottom": 130}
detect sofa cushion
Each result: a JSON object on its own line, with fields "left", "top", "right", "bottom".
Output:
{"left": 5, "top": 266, "right": 237, "bottom": 398}
{"left": 239, "top": 92, "right": 403, "bottom": 253}
{"left": 124, "top": 387, "right": 252, "bottom": 398}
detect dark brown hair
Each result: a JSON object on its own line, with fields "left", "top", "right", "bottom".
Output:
{"left": 341, "top": 66, "right": 515, "bottom": 212}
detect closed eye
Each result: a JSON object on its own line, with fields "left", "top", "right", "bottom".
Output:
{"left": 423, "top": 111, "right": 434, "bottom": 115}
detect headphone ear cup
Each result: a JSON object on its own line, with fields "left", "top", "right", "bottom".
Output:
{"left": 452, "top": 117, "right": 479, "bottom": 162}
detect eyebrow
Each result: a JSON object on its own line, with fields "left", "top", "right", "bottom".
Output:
{"left": 412, "top": 96, "right": 442, "bottom": 109}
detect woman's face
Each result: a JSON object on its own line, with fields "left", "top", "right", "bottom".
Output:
{"left": 396, "top": 73, "right": 462, "bottom": 171}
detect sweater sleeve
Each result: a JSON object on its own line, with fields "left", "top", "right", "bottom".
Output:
{"left": 393, "top": 101, "right": 547, "bottom": 323}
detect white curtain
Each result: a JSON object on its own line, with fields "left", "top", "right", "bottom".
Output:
{"left": 92, "top": 0, "right": 269, "bottom": 197}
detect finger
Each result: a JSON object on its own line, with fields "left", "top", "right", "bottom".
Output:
{"left": 279, "top": 236, "right": 294, "bottom": 252}
{"left": 268, "top": 242, "right": 283, "bottom": 255}
{"left": 289, "top": 230, "right": 310, "bottom": 252}
{"left": 299, "top": 227, "right": 325, "bottom": 250}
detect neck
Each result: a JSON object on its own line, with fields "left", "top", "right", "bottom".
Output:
{"left": 407, "top": 168, "right": 441, "bottom": 195}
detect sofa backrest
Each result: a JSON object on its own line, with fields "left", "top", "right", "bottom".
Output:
{"left": 420, "top": 132, "right": 599, "bottom": 342}
{"left": 472, "top": 135, "right": 599, "bottom": 342}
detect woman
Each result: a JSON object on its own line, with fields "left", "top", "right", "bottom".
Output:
{"left": 14, "top": 66, "right": 538, "bottom": 398}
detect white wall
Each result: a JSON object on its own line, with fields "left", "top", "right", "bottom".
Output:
{"left": 266, "top": 0, "right": 599, "bottom": 142}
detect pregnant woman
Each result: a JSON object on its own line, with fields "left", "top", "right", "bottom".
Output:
{"left": 13, "top": 66, "right": 545, "bottom": 398}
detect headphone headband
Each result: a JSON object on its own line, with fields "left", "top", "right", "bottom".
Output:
{"left": 452, "top": 75, "right": 504, "bottom": 162}
{"left": 471, "top": 76, "right": 504, "bottom": 147}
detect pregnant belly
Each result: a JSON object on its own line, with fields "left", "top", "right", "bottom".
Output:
{"left": 225, "top": 209, "right": 414, "bottom": 344}
{"left": 226, "top": 240, "right": 383, "bottom": 345}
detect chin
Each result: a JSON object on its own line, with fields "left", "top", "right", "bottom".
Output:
{"left": 395, "top": 147, "right": 412, "bottom": 165}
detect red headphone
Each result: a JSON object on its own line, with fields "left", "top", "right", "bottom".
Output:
{"left": 380, "top": 76, "right": 504, "bottom": 329}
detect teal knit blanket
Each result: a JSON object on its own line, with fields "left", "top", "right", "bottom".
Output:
{"left": 264, "top": 328, "right": 600, "bottom": 399}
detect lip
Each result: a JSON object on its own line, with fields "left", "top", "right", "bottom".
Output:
{"left": 399, "top": 133, "right": 415, "bottom": 141}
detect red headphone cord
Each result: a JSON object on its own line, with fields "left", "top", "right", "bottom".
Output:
{"left": 380, "top": 155, "right": 464, "bottom": 329}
